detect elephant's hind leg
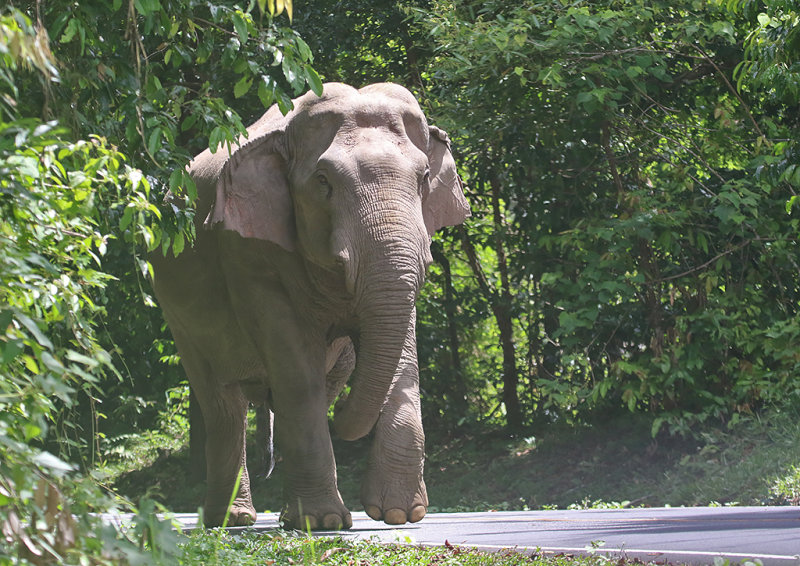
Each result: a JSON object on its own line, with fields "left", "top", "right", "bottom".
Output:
{"left": 195, "top": 383, "right": 257, "bottom": 527}
{"left": 325, "top": 337, "right": 355, "bottom": 405}
{"left": 220, "top": 260, "right": 352, "bottom": 531}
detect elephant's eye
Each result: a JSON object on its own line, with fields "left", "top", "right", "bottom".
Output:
{"left": 419, "top": 169, "right": 431, "bottom": 196}
{"left": 317, "top": 173, "right": 332, "bottom": 198}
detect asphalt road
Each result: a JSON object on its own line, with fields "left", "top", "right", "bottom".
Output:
{"left": 111, "top": 506, "right": 800, "bottom": 565}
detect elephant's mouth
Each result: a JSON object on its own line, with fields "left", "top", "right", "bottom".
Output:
{"left": 327, "top": 320, "right": 359, "bottom": 345}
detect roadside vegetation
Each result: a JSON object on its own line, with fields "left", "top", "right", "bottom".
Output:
{"left": 102, "top": 402, "right": 800, "bottom": 563}
{"left": 152, "top": 526, "right": 649, "bottom": 566}
{"left": 2, "top": 0, "right": 799, "bottom": 564}
{"left": 108, "top": 400, "right": 800, "bottom": 515}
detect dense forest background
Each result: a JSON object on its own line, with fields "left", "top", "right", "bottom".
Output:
{"left": 1, "top": 0, "right": 799, "bottom": 561}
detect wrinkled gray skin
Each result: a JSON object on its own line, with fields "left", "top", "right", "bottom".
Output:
{"left": 151, "top": 83, "right": 470, "bottom": 530}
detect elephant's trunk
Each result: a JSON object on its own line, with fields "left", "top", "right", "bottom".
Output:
{"left": 333, "top": 202, "right": 428, "bottom": 441}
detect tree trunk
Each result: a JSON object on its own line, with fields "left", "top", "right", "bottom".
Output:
{"left": 431, "top": 241, "right": 468, "bottom": 417}
{"left": 603, "top": 121, "right": 666, "bottom": 359}
{"left": 458, "top": 222, "right": 523, "bottom": 432}
{"left": 489, "top": 176, "right": 522, "bottom": 431}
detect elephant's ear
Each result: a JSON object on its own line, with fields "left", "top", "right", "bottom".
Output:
{"left": 204, "top": 132, "right": 297, "bottom": 252}
{"left": 423, "top": 126, "right": 471, "bottom": 236}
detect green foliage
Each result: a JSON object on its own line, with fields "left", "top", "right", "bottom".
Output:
{"left": 0, "top": 10, "right": 125, "bottom": 561}
{"left": 1, "top": 1, "right": 318, "bottom": 562}
{"left": 734, "top": 0, "right": 800, "bottom": 103}
{"left": 414, "top": 0, "right": 800, "bottom": 434}
{"left": 292, "top": 0, "right": 429, "bottom": 88}
{"left": 4, "top": 0, "right": 321, "bottom": 443}
{"left": 3, "top": 1, "right": 800, "bottom": 559}
{"left": 770, "top": 464, "right": 800, "bottom": 505}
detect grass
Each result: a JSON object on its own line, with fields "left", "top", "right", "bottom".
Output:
{"left": 422, "top": 408, "right": 800, "bottom": 511}
{"left": 174, "top": 528, "right": 623, "bottom": 566}
{"left": 102, "top": 406, "right": 800, "bottom": 564}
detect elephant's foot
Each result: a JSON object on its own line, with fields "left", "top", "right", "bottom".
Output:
{"left": 361, "top": 465, "right": 428, "bottom": 525}
{"left": 364, "top": 503, "right": 426, "bottom": 524}
{"left": 204, "top": 501, "right": 257, "bottom": 527}
{"left": 280, "top": 495, "right": 352, "bottom": 531}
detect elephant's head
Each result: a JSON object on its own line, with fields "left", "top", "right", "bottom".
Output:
{"left": 204, "top": 83, "right": 470, "bottom": 440}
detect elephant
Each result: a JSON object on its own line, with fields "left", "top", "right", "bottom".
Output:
{"left": 150, "top": 82, "right": 470, "bottom": 530}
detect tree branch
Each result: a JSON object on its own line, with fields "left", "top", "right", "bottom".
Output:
{"left": 693, "top": 45, "right": 766, "bottom": 142}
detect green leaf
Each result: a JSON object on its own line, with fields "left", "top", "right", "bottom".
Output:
{"left": 209, "top": 126, "right": 224, "bottom": 153}
{"left": 23, "top": 354, "right": 40, "bottom": 374}
{"left": 232, "top": 12, "right": 248, "bottom": 44}
{"left": 16, "top": 313, "right": 53, "bottom": 350}
{"left": 9, "top": 155, "right": 40, "bottom": 179}
{"left": 625, "top": 66, "right": 643, "bottom": 78}
{"left": 169, "top": 168, "right": 182, "bottom": 193}
{"left": 259, "top": 75, "right": 278, "bottom": 107}
{"left": 120, "top": 205, "right": 135, "bottom": 231}
{"left": 787, "top": 195, "right": 799, "bottom": 214}
{"left": 60, "top": 18, "right": 78, "bottom": 43}
{"left": 41, "top": 351, "right": 64, "bottom": 371}
{"left": 185, "top": 176, "right": 198, "bottom": 202}
{"left": 304, "top": 65, "right": 323, "bottom": 96}
{"left": 295, "top": 37, "right": 313, "bottom": 62}
{"left": 276, "top": 90, "right": 294, "bottom": 115}
{"left": 282, "top": 56, "right": 304, "bottom": 92}
{"left": 134, "top": 0, "right": 161, "bottom": 15}
{"left": 234, "top": 76, "right": 253, "bottom": 99}
{"left": 147, "top": 127, "right": 162, "bottom": 157}
{"left": 172, "top": 231, "right": 185, "bottom": 257}
{"left": 0, "top": 339, "right": 23, "bottom": 364}
{"left": 651, "top": 417, "right": 665, "bottom": 437}
{"left": 181, "top": 113, "right": 198, "bottom": 132}
{"left": 32, "top": 451, "right": 75, "bottom": 475}
{"left": 65, "top": 349, "right": 100, "bottom": 368}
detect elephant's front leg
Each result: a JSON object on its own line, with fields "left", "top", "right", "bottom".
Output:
{"left": 361, "top": 320, "right": 428, "bottom": 525}
{"left": 273, "top": 386, "right": 352, "bottom": 530}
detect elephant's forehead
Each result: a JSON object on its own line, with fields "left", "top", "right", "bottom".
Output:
{"left": 291, "top": 99, "right": 427, "bottom": 157}
{"left": 301, "top": 93, "right": 425, "bottom": 130}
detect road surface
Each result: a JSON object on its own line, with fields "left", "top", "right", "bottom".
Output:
{"left": 108, "top": 507, "right": 800, "bottom": 565}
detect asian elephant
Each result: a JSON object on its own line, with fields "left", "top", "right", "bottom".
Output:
{"left": 150, "top": 82, "right": 470, "bottom": 530}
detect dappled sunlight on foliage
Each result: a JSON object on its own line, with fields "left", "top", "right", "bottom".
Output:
{"left": 1, "top": 0, "right": 800, "bottom": 561}
{"left": 412, "top": 0, "right": 800, "bottom": 434}
{"left": 1, "top": 1, "right": 318, "bottom": 562}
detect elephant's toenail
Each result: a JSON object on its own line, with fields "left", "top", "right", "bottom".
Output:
{"left": 322, "top": 513, "right": 344, "bottom": 530}
{"left": 365, "top": 505, "right": 382, "bottom": 521}
{"left": 302, "top": 515, "right": 318, "bottom": 530}
{"left": 409, "top": 506, "right": 426, "bottom": 523}
{"left": 384, "top": 508, "right": 407, "bottom": 525}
